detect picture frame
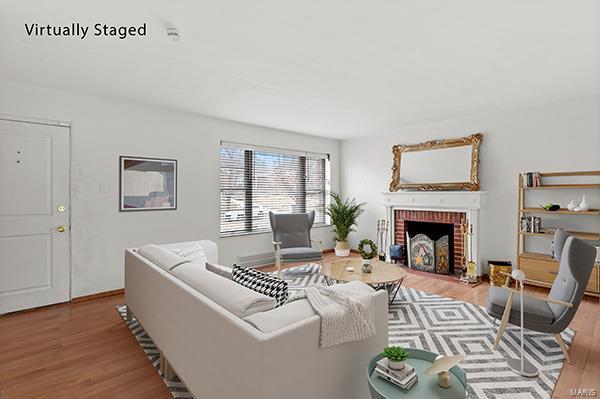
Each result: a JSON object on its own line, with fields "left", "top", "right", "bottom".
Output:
{"left": 389, "top": 133, "right": 483, "bottom": 192}
{"left": 119, "top": 156, "right": 177, "bottom": 211}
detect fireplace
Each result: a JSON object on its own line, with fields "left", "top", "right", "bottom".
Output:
{"left": 394, "top": 210, "right": 466, "bottom": 277}
{"left": 383, "top": 191, "right": 487, "bottom": 276}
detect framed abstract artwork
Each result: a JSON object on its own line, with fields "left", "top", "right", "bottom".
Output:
{"left": 119, "top": 156, "right": 177, "bottom": 211}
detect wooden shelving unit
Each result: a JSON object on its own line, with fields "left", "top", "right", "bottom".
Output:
{"left": 516, "top": 170, "right": 600, "bottom": 301}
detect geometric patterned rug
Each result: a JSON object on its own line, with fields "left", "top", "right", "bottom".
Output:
{"left": 116, "top": 305, "right": 192, "bottom": 398}
{"left": 116, "top": 264, "right": 575, "bottom": 399}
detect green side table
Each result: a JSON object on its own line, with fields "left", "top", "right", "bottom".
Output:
{"left": 367, "top": 349, "right": 467, "bottom": 399}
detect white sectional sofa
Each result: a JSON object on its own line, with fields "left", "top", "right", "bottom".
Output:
{"left": 124, "top": 240, "right": 389, "bottom": 399}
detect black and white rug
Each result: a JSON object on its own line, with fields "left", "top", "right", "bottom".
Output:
{"left": 117, "top": 264, "right": 574, "bottom": 399}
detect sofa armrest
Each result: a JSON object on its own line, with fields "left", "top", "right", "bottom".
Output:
{"left": 256, "top": 290, "right": 388, "bottom": 399}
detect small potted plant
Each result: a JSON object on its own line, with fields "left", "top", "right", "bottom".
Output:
{"left": 325, "top": 192, "right": 365, "bottom": 257}
{"left": 381, "top": 346, "right": 410, "bottom": 370}
{"left": 358, "top": 239, "right": 378, "bottom": 273}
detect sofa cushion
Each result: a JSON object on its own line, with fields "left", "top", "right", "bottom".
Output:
{"left": 172, "top": 263, "right": 277, "bottom": 318}
{"left": 206, "top": 262, "right": 233, "bottom": 280}
{"left": 280, "top": 247, "right": 323, "bottom": 261}
{"left": 137, "top": 244, "right": 191, "bottom": 271}
{"left": 486, "top": 286, "right": 554, "bottom": 325}
{"left": 244, "top": 298, "right": 317, "bottom": 333}
{"left": 232, "top": 265, "right": 288, "bottom": 307}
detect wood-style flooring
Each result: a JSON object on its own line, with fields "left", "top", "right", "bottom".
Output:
{"left": 1, "top": 254, "right": 598, "bottom": 398}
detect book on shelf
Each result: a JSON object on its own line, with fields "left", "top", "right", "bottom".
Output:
{"left": 521, "top": 171, "right": 541, "bottom": 188}
{"left": 520, "top": 216, "right": 542, "bottom": 233}
{"left": 374, "top": 368, "right": 418, "bottom": 390}
{"left": 374, "top": 358, "right": 418, "bottom": 390}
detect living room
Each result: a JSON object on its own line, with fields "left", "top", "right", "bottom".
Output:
{"left": 1, "top": 1, "right": 599, "bottom": 398}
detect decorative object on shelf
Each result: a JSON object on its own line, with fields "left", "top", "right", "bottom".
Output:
{"left": 119, "top": 156, "right": 177, "bottom": 211}
{"left": 567, "top": 200, "right": 577, "bottom": 211}
{"left": 376, "top": 219, "right": 389, "bottom": 261}
{"left": 358, "top": 239, "right": 378, "bottom": 273}
{"left": 381, "top": 346, "right": 410, "bottom": 370}
{"left": 574, "top": 195, "right": 589, "bottom": 212}
{"left": 425, "top": 354, "right": 465, "bottom": 389}
{"left": 389, "top": 133, "right": 483, "bottom": 192}
{"left": 488, "top": 261, "right": 512, "bottom": 286}
{"left": 506, "top": 269, "right": 539, "bottom": 378}
{"left": 325, "top": 192, "right": 365, "bottom": 257}
{"left": 539, "top": 203, "right": 560, "bottom": 211}
{"left": 459, "top": 222, "right": 480, "bottom": 286}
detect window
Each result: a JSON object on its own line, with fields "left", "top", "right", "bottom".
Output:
{"left": 220, "top": 142, "right": 330, "bottom": 236}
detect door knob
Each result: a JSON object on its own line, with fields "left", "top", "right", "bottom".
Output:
{"left": 56, "top": 225, "right": 66, "bottom": 233}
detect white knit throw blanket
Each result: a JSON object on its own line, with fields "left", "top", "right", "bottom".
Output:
{"left": 293, "top": 284, "right": 376, "bottom": 348}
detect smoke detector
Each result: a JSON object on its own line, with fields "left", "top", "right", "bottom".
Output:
{"left": 166, "top": 27, "right": 180, "bottom": 41}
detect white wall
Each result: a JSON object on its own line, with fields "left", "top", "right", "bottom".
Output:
{"left": 0, "top": 81, "right": 340, "bottom": 298}
{"left": 341, "top": 96, "right": 600, "bottom": 268}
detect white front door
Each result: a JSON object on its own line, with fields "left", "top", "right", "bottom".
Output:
{"left": 0, "top": 118, "right": 70, "bottom": 314}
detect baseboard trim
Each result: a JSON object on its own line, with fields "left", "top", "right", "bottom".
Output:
{"left": 71, "top": 289, "right": 124, "bottom": 303}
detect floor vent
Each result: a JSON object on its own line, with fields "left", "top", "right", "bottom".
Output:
{"left": 236, "top": 252, "right": 275, "bottom": 268}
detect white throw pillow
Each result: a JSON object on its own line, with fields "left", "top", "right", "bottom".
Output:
{"left": 171, "top": 263, "right": 277, "bottom": 318}
{"left": 137, "top": 244, "right": 191, "bottom": 271}
{"left": 169, "top": 242, "right": 207, "bottom": 263}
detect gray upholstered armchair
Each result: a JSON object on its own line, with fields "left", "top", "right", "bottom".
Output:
{"left": 486, "top": 229, "right": 596, "bottom": 363}
{"left": 269, "top": 211, "right": 324, "bottom": 277}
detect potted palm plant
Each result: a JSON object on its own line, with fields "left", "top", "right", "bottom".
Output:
{"left": 325, "top": 192, "right": 365, "bottom": 257}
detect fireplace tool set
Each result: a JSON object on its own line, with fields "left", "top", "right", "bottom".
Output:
{"left": 459, "top": 222, "right": 481, "bottom": 287}
{"left": 376, "top": 219, "right": 389, "bottom": 261}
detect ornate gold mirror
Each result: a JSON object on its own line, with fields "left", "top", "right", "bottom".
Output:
{"left": 389, "top": 133, "right": 483, "bottom": 191}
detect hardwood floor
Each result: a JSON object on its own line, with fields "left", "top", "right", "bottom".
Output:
{"left": 1, "top": 255, "right": 598, "bottom": 398}
{"left": 0, "top": 295, "right": 172, "bottom": 399}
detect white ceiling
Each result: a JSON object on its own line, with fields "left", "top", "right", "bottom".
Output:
{"left": 0, "top": 0, "right": 598, "bottom": 139}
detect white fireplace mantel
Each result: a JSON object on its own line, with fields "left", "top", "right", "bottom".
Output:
{"left": 382, "top": 191, "right": 489, "bottom": 274}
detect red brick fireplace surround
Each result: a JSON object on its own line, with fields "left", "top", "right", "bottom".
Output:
{"left": 394, "top": 209, "right": 467, "bottom": 277}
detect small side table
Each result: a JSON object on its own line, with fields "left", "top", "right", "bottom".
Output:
{"left": 367, "top": 349, "right": 467, "bottom": 399}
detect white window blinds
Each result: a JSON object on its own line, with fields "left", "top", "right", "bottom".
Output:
{"left": 220, "top": 142, "right": 330, "bottom": 236}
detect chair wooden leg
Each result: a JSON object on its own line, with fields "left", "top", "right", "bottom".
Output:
{"left": 276, "top": 258, "right": 282, "bottom": 278}
{"left": 555, "top": 333, "right": 571, "bottom": 364}
{"left": 163, "top": 356, "right": 175, "bottom": 380}
{"left": 159, "top": 351, "right": 165, "bottom": 376}
{"left": 493, "top": 292, "right": 514, "bottom": 351}
{"left": 274, "top": 246, "right": 282, "bottom": 278}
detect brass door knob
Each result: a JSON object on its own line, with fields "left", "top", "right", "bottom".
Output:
{"left": 56, "top": 225, "right": 66, "bottom": 233}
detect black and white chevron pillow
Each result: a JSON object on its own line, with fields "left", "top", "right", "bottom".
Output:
{"left": 232, "top": 265, "right": 288, "bottom": 307}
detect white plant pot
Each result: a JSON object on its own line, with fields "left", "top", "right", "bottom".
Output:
{"left": 387, "top": 359, "right": 405, "bottom": 370}
{"left": 361, "top": 258, "right": 372, "bottom": 273}
{"left": 335, "top": 241, "right": 351, "bottom": 257}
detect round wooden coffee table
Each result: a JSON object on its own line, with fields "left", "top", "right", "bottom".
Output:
{"left": 320, "top": 258, "right": 407, "bottom": 304}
